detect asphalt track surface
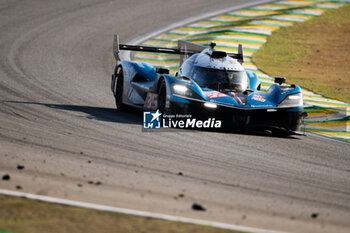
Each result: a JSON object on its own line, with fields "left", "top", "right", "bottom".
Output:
{"left": 0, "top": 0, "right": 349, "bottom": 232}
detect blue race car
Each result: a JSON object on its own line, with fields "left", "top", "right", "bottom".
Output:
{"left": 111, "top": 35, "right": 306, "bottom": 134}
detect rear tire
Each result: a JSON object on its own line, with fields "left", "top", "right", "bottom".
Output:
{"left": 113, "top": 66, "right": 124, "bottom": 110}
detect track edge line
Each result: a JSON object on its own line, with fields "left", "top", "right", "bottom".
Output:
{"left": 0, "top": 189, "right": 286, "bottom": 233}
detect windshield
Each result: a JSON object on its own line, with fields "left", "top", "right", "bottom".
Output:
{"left": 191, "top": 66, "right": 248, "bottom": 92}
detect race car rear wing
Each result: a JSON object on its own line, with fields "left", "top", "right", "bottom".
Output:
{"left": 113, "top": 34, "right": 244, "bottom": 64}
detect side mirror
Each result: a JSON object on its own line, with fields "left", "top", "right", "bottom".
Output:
{"left": 156, "top": 67, "right": 169, "bottom": 74}
{"left": 274, "top": 77, "right": 286, "bottom": 85}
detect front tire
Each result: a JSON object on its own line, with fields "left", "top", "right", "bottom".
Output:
{"left": 113, "top": 66, "right": 124, "bottom": 110}
{"left": 157, "top": 79, "right": 166, "bottom": 113}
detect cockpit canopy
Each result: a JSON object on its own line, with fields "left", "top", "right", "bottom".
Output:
{"left": 178, "top": 48, "right": 248, "bottom": 92}
{"left": 191, "top": 66, "right": 248, "bottom": 92}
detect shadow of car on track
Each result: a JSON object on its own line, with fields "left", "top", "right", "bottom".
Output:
{"left": 3, "top": 101, "right": 303, "bottom": 139}
{"left": 47, "top": 104, "right": 143, "bottom": 125}
{"left": 2, "top": 101, "right": 142, "bottom": 125}
{"left": 185, "top": 126, "right": 303, "bottom": 139}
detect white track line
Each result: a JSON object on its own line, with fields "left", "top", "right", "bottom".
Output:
{"left": 0, "top": 189, "right": 286, "bottom": 233}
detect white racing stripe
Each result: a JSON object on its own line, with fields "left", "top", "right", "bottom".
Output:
{"left": 0, "top": 189, "right": 286, "bottom": 233}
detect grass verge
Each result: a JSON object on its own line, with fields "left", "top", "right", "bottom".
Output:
{"left": 253, "top": 4, "right": 350, "bottom": 103}
{"left": 0, "top": 195, "right": 245, "bottom": 233}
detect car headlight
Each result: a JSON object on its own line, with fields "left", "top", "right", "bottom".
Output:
{"left": 173, "top": 84, "right": 188, "bottom": 95}
{"left": 204, "top": 102, "right": 217, "bottom": 108}
{"left": 279, "top": 93, "right": 303, "bottom": 107}
{"left": 172, "top": 84, "right": 203, "bottom": 100}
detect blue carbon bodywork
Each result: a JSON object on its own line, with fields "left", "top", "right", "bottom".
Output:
{"left": 116, "top": 60, "right": 303, "bottom": 110}
{"left": 112, "top": 44, "right": 305, "bottom": 132}
{"left": 164, "top": 76, "right": 302, "bottom": 110}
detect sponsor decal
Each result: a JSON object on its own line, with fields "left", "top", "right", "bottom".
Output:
{"left": 143, "top": 110, "right": 161, "bottom": 129}
{"left": 204, "top": 91, "right": 228, "bottom": 99}
{"left": 251, "top": 94, "right": 266, "bottom": 102}
{"left": 144, "top": 92, "right": 158, "bottom": 110}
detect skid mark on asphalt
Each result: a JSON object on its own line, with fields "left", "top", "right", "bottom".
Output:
{"left": 134, "top": 0, "right": 350, "bottom": 142}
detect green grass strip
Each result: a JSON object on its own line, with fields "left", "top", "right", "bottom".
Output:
{"left": 163, "top": 30, "right": 269, "bottom": 39}
{"left": 147, "top": 37, "right": 264, "bottom": 46}
{"left": 0, "top": 195, "right": 247, "bottom": 233}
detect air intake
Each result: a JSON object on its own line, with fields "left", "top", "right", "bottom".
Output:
{"left": 211, "top": 50, "right": 227, "bottom": 59}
